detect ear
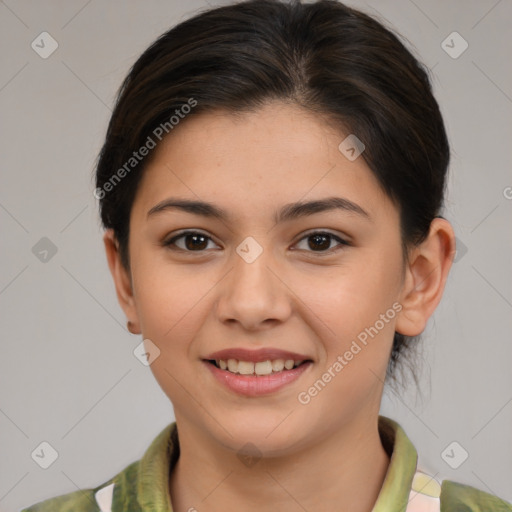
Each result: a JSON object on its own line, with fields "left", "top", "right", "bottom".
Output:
{"left": 395, "top": 217, "right": 456, "bottom": 337}
{"left": 103, "top": 229, "right": 140, "bottom": 334}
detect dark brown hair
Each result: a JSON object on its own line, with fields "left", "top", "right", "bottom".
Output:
{"left": 94, "top": 0, "right": 450, "bottom": 389}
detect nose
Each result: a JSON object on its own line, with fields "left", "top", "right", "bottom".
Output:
{"left": 214, "top": 245, "right": 292, "bottom": 332}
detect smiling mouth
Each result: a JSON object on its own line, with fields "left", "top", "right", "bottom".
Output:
{"left": 205, "top": 358, "right": 311, "bottom": 376}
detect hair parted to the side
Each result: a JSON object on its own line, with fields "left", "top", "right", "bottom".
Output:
{"left": 94, "top": 0, "right": 450, "bottom": 393}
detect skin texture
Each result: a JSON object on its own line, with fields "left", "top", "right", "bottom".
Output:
{"left": 104, "top": 101, "right": 455, "bottom": 512}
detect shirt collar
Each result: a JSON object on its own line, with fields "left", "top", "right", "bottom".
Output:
{"left": 127, "top": 415, "right": 418, "bottom": 512}
{"left": 372, "top": 415, "right": 419, "bottom": 511}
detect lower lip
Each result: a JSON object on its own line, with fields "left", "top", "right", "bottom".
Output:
{"left": 204, "top": 360, "right": 313, "bottom": 397}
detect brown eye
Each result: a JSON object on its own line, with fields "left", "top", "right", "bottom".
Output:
{"left": 308, "top": 233, "right": 331, "bottom": 251}
{"left": 294, "top": 231, "right": 348, "bottom": 254}
{"left": 164, "top": 231, "right": 219, "bottom": 252}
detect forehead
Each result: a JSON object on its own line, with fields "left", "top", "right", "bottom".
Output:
{"left": 131, "top": 102, "right": 396, "bottom": 224}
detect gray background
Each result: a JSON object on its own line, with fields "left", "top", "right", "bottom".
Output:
{"left": 1, "top": 1, "right": 511, "bottom": 510}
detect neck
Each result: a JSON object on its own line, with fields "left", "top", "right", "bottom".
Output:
{"left": 169, "top": 412, "right": 391, "bottom": 512}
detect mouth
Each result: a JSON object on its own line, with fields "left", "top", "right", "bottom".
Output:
{"left": 203, "top": 357, "right": 313, "bottom": 397}
{"left": 204, "top": 358, "right": 312, "bottom": 376}
{"left": 202, "top": 347, "right": 314, "bottom": 396}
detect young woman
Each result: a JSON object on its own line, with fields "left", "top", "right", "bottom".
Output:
{"left": 22, "top": 0, "right": 512, "bottom": 510}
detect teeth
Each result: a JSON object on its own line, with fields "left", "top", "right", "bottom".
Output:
{"left": 272, "top": 359, "right": 285, "bottom": 372}
{"left": 214, "top": 358, "right": 306, "bottom": 375}
{"left": 255, "top": 361, "right": 273, "bottom": 375}
{"left": 238, "top": 361, "right": 254, "bottom": 375}
{"left": 227, "top": 358, "right": 238, "bottom": 373}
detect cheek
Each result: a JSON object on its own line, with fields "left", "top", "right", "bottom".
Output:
{"left": 293, "top": 265, "right": 399, "bottom": 417}
{"left": 303, "top": 254, "right": 400, "bottom": 341}
{"left": 294, "top": 256, "right": 402, "bottom": 405}
{"left": 133, "top": 255, "right": 217, "bottom": 340}
{"left": 132, "top": 260, "right": 216, "bottom": 403}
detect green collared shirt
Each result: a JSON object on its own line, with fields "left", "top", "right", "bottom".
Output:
{"left": 21, "top": 415, "right": 512, "bottom": 511}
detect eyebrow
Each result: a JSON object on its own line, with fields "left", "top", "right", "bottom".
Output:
{"left": 147, "top": 196, "right": 371, "bottom": 223}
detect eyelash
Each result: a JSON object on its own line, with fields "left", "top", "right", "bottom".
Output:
{"left": 162, "top": 230, "right": 350, "bottom": 256}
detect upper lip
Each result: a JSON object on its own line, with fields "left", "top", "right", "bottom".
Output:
{"left": 204, "top": 348, "right": 313, "bottom": 363}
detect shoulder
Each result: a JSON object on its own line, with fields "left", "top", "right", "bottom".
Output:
{"left": 440, "top": 479, "right": 512, "bottom": 511}
{"left": 19, "top": 487, "right": 101, "bottom": 512}
{"left": 20, "top": 460, "right": 139, "bottom": 512}
{"left": 20, "top": 422, "right": 176, "bottom": 512}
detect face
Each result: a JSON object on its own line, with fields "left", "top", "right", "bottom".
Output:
{"left": 114, "top": 102, "right": 411, "bottom": 455}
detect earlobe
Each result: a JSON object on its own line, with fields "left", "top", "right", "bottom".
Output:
{"left": 395, "top": 218, "right": 456, "bottom": 337}
{"left": 103, "top": 229, "right": 140, "bottom": 334}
